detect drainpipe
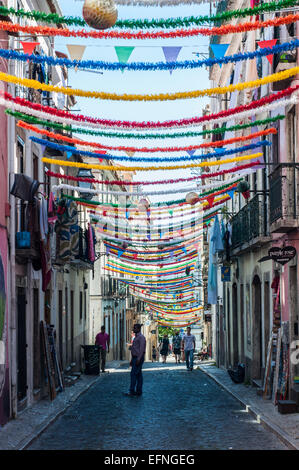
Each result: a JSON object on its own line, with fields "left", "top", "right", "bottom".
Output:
{"left": 7, "top": 41, "right": 17, "bottom": 417}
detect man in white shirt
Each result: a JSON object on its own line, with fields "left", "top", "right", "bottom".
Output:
{"left": 182, "top": 327, "right": 196, "bottom": 371}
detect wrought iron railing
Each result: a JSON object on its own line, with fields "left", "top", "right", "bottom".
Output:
{"left": 231, "top": 194, "right": 268, "bottom": 249}
{"left": 269, "top": 164, "right": 297, "bottom": 224}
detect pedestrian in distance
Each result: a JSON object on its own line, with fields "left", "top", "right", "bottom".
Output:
{"left": 173, "top": 330, "right": 182, "bottom": 364}
{"left": 152, "top": 345, "right": 157, "bottom": 362}
{"left": 159, "top": 334, "right": 170, "bottom": 363}
{"left": 182, "top": 327, "right": 196, "bottom": 371}
{"left": 95, "top": 325, "right": 110, "bottom": 373}
{"left": 124, "top": 324, "right": 146, "bottom": 397}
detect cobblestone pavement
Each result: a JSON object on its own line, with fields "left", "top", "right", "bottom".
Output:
{"left": 27, "top": 361, "right": 288, "bottom": 450}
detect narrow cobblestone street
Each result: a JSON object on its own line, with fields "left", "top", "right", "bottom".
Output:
{"left": 27, "top": 361, "right": 287, "bottom": 450}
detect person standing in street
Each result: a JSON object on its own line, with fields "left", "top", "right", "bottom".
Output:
{"left": 95, "top": 325, "right": 110, "bottom": 373}
{"left": 152, "top": 345, "right": 157, "bottom": 362}
{"left": 182, "top": 327, "right": 196, "bottom": 371}
{"left": 173, "top": 330, "right": 182, "bottom": 364}
{"left": 159, "top": 334, "right": 170, "bottom": 363}
{"left": 124, "top": 324, "right": 146, "bottom": 397}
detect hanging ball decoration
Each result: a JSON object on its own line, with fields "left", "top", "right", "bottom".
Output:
{"left": 82, "top": 0, "right": 118, "bottom": 30}
{"left": 138, "top": 198, "right": 150, "bottom": 211}
{"left": 186, "top": 192, "right": 199, "bottom": 205}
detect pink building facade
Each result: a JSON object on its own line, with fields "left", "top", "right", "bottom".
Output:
{"left": 0, "top": 26, "right": 9, "bottom": 425}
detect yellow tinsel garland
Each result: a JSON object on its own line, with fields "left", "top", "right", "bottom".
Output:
{"left": 42, "top": 152, "right": 263, "bottom": 171}
{"left": 0, "top": 67, "right": 298, "bottom": 101}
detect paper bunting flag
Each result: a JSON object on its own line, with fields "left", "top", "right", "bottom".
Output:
{"left": 66, "top": 151, "right": 72, "bottom": 159}
{"left": 115, "top": 47, "right": 135, "bottom": 73}
{"left": 125, "top": 151, "right": 135, "bottom": 157}
{"left": 118, "top": 249, "right": 125, "bottom": 258}
{"left": 162, "top": 47, "right": 182, "bottom": 75}
{"left": 257, "top": 39, "right": 278, "bottom": 65}
{"left": 66, "top": 44, "right": 86, "bottom": 61}
{"left": 210, "top": 44, "right": 229, "bottom": 68}
{"left": 227, "top": 189, "right": 235, "bottom": 200}
{"left": 106, "top": 245, "right": 111, "bottom": 255}
{"left": 206, "top": 195, "right": 215, "bottom": 208}
{"left": 187, "top": 149, "right": 196, "bottom": 157}
{"left": 21, "top": 41, "right": 39, "bottom": 56}
{"left": 40, "top": 144, "right": 46, "bottom": 155}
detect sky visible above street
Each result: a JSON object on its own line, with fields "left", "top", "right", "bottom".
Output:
{"left": 57, "top": 0, "right": 213, "bottom": 202}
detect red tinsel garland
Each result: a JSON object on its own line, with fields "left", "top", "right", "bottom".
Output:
{"left": 0, "top": 14, "right": 298, "bottom": 39}
{"left": 45, "top": 161, "right": 261, "bottom": 186}
{"left": 18, "top": 120, "right": 276, "bottom": 152}
{"left": 4, "top": 86, "right": 299, "bottom": 129}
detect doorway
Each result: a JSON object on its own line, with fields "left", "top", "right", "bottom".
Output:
{"left": 252, "top": 275, "right": 262, "bottom": 379}
{"left": 17, "top": 287, "right": 27, "bottom": 404}
{"left": 232, "top": 283, "right": 239, "bottom": 366}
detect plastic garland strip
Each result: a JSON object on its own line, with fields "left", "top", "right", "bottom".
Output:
{"left": 0, "top": 0, "right": 296, "bottom": 28}
{"left": 61, "top": 193, "right": 225, "bottom": 215}
{"left": 2, "top": 67, "right": 299, "bottom": 102}
{"left": 31, "top": 134, "right": 270, "bottom": 162}
{"left": 20, "top": 121, "right": 276, "bottom": 153}
{"left": 44, "top": 161, "right": 261, "bottom": 187}
{"left": 3, "top": 39, "right": 299, "bottom": 73}
{"left": 52, "top": 179, "right": 240, "bottom": 198}
{"left": 3, "top": 86, "right": 298, "bottom": 129}
{"left": 42, "top": 152, "right": 263, "bottom": 172}
{"left": 7, "top": 110, "right": 287, "bottom": 141}
{"left": 0, "top": 14, "right": 298, "bottom": 39}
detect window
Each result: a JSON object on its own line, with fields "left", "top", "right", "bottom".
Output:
{"left": 79, "top": 291, "right": 83, "bottom": 321}
{"left": 33, "top": 153, "right": 39, "bottom": 181}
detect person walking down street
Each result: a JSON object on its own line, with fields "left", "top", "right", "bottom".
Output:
{"left": 173, "top": 331, "right": 182, "bottom": 364}
{"left": 152, "top": 345, "right": 157, "bottom": 362}
{"left": 124, "top": 324, "right": 146, "bottom": 397}
{"left": 95, "top": 325, "right": 110, "bottom": 373}
{"left": 160, "top": 334, "right": 169, "bottom": 364}
{"left": 182, "top": 327, "right": 196, "bottom": 371}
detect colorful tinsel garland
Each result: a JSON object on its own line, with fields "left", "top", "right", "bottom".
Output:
{"left": 45, "top": 161, "right": 261, "bottom": 187}
{"left": 6, "top": 110, "right": 286, "bottom": 140}
{"left": 3, "top": 86, "right": 298, "bottom": 129}
{"left": 1, "top": 67, "right": 298, "bottom": 101}
{"left": 34, "top": 137, "right": 269, "bottom": 162}
{"left": 0, "top": 14, "right": 298, "bottom": 39}
{"left": 2, "top": 38, "right": 298, "bottom": 72}
{"left": 20, "top": 121, "right": 276, "bottom": 153}
{"left": 0, "top": 0, "right": 295, "bottom": 28}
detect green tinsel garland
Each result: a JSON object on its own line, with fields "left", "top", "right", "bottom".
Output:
{"left": 60, "top": 179, "right": 239, "bottom": 209}
{"left": 0, "top": 0, "right": 297, "bottom": 29}
{"left": 6, "top": 109, "right": 285, "bottom": 141}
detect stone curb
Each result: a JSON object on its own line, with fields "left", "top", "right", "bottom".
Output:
{"left": 198, "top": 365, "right": 299, "bottom": 451}
{"left": 15, "top": 361, "right": 129, "bottom": 450}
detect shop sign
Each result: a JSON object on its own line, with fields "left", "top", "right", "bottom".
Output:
{"left": 221, "top": 266, "right": 231, "bottom": 282}
{"left": 268, "top": 246, "right": 296, "bottom": 265}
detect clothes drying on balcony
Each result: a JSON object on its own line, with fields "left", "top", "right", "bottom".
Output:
{"left": 55, "top": 199, "right": 79, "bottom": 264}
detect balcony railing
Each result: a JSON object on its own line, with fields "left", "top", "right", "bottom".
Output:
{"left": 231, "top": 194, "right": 269, "bottom": 250}
{"left": 269, "top": 164, "right": 298, "bottom": 232}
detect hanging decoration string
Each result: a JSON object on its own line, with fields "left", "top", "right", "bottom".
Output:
{"left": 0, "top": 0, "right": 295, "bottom": 29}
{"left": 2, "top": 38, "right": 298, "bottom": 72}
{"left": 3, "top": 86, "right": 298, "bottom": 129}
{"left": 20, "top": 121, "right": 276, "bottom": 153}
{"left": 36, "top": 137, "right": 268, "bottom": 162}
{"left": 6, "top": 110, "right": 286, "bottom": 140}
{"left": 1, "top": 67, "right": 298, "bottom": 101}
{"left": 0, "top": 14, "right": 298, "bottom": 39}
{"left": 42, "top": 152, "right": 263, "bottom": 172}
{"left": 51, "top": 178, "right": 241, "bottom": 198}
{"left": 45, "top": 160, "right": 261, "bottom": 187}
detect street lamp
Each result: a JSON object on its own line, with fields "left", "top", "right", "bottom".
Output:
{"left": 77, "top": 168, "right": 95, "bottom": 200}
